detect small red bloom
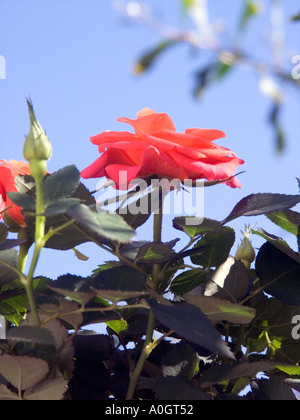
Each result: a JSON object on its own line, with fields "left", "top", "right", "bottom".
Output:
{"left": 0, "top": 160, "right": 31, "bottom": 227}
{"left": 81, "top": 108, "right": 244, "bottom": 189}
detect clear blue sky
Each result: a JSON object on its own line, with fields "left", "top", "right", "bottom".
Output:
{"left": 0, "top": 0, "right": 300, "bottom": 280}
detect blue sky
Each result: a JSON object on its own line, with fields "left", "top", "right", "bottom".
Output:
{"left": 0, "top": 0, "right": 300, "bottom": 280}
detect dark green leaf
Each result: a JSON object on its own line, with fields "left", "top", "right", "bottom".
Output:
{"left": 161, "top": 342, "right": 199, "bottom": 379}
{"left": 23, "top": 183, "right": 97, "bottom": 250}
{"left": 119, "top": 241, "right": 148, "bottom": 262}
{"left": 154, "top": 376, "right": 210, "bottom": 400}
{"left": 135, "top": 243, "right": 174, "bottom": 264}
{"left": 39, "top": 299, "right": 83, "bottom": 331}
{"left": 42, "top": 198, "right": 81, "bottom": 216}
{"left": 0, "top": 355, "right": 49, "bottom": 391}
{"left": 205, "top": 257, "right": 252, "bottom": 302}
{"left": 6, "top": 326, "right": 55, "bottom": 346}
{"left": 73, "top": 333, "right": 112, "bottom": 361}
{"left": 252, "top": 377, "right": 296, "bottom": 400}
{"left": 198, "top": 361, "right": 275, "bottom": 388}
{"left": 194, "top": 63, "right": 217, "bottom": 98}
{"left": 253, "top": 228, "right": 300, "bottom": 263}
{"left": 191, "top": 227, "right": 235, "bottom": 268}
{"left": 24, "top": 377, "right": 67, "bottom": 400}
{"left": 42, "top": 165, "right": 80, "bottom": 206}
{"left": 256, "top": 242, "right": 300, "bottom": 305}
{"left": 269, "top": 102, "right": 285, "bottom": 153}
{"left": 0, "top": 249, "right": 19, "bottom": 286}
{"left": 93, "top": 266, "right": 146, "bottom": 293}
{"left": 0, "top": 239, "right": 25, "bottom": 251}
{"left": 0, "top": 224, "right": 8, "bottom": 244}
{"left": 7, "top": 192, "right": 36, "bottom": 210}
{"left": 222, "top": 193, "right": 300, "bottom": 224}
{"left": 49, "top": 274, "right": 94, "bottom": 306}
{"left": 148, "top": 299, "right": 234, "bottom": 359}
{"left": 291, "top": 12, "right": 300, "bottom": 21}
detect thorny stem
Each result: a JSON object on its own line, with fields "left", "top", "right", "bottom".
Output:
{"left": 126, "top": 194, "right": 164, "bottom": 400}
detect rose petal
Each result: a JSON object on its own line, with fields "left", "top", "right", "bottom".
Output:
{"left": 0, "top": 160, "right": 31, "bottom": 226}
{"left": 81, "top": 109, "right": 244, "bottom": 189}
{"left": 118, "top": 110, "right": 176, "bottom": 134}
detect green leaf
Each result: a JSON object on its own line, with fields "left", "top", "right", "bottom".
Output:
{"left": 222, "top": 193, "right": 300, "bottom": 224}
{"left": 183, "top": 295, "right": 256, "bottom": 324}
{"left": 134, "top": 39, "right": 177, "bottom": 74}
{"left": 276, "top": 365, "right": 300, "bottom": 376}
{"left": 173, "top": 217, "right": 223, "bottom": 239}
{"left": 266, "top": 209, "right": 300, "bottom": 235}
{"left": 42, "top": 165, "right": 80, "bottom": 206}
{"left": 256, "top": 242, "right": 300, "bottom": 305}
{"left": 239, "top": 0, "right": 260, "bottom": 30}
{"left": 135, "top": 243, "right": 174, "bottom": 264}
{"left": 170, "top": 269, "right": 206, "bottom": 296}
{"left": 106, "top": 318, "right": 128, "bottom": 335}
{"left": 215, "top": 62, "right": 233, "bottom": 81}
{"left": 191, "top": 227, "right": 235, "bottom": 268}
{"left": 73, "top": 248, "right": 89, "bottom": 261}
{"left": 148, "top": 299, "right": 234, "bottom": 359}
{"left": 67, "top": 204, "right": 135, "bottom": 243}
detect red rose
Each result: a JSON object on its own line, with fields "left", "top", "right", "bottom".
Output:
{"left": 81, "top": 108, "right": 244, "bottom": 189}
{"left": 0, "top": 160, "right": 31, "bottom": 227}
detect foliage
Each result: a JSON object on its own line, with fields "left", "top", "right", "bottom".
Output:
{"left": 1, "top": 146, "right": 300, "bottom": 400}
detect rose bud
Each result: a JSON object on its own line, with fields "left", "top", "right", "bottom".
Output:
{"left": 236, "top": 226, "right": 256, "bottom": 269}
{"left": 23, "top": 98, "right": 52, "bottom": 181}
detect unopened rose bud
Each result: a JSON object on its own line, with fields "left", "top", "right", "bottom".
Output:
{"left": 236, "top": 226, "right": 256, "bottom": 269}
{"left": 23, "top": 99, "right": 52, "bottom": 181}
